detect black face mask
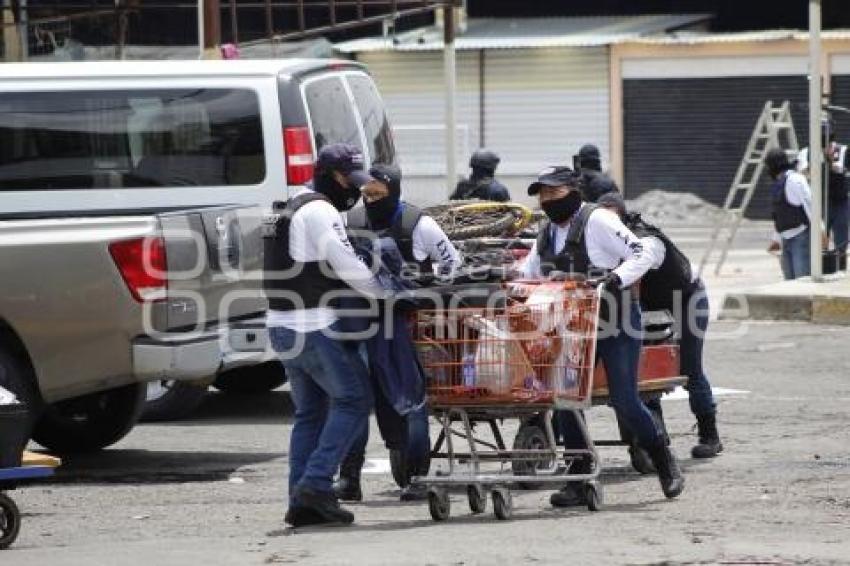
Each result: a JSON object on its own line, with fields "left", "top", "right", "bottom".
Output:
{"left": 315, "top": 172, "right": 361, "bottom": 211}
{"left": 365, "top": 195, "right": 400, "bottom": 229}
{"left": 541, "top": 190, "right": 582, "bottom": 224}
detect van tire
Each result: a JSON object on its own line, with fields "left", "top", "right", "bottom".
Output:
{"left": 141, "top": 380, "right": 208, "bottom": 422}
{"left": 0, "top": 349, "right": 41, "bottom": 445}
{"left": 213, "top": 362, "right": 287, "bottom": 394}
{"left": 33, "top": 383, "right": 146, "bottom": 454}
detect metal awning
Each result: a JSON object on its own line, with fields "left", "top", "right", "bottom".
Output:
{"left": 335, "top": 14, "right": 713, "bottom": 53}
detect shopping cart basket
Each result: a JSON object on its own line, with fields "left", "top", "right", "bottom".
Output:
{"left": 410, "top": 280, "right": 602, "bottom": 520}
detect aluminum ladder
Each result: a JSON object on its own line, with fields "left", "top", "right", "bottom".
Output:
{"left": 698, "top": 100, "right": 800, "bottom": 277}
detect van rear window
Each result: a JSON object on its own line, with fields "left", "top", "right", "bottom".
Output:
{"left": 0, "top": 88, "right": 265, "bottom": 191}
{"left": 304, "top": 76, "right": 363, "bottom": 154}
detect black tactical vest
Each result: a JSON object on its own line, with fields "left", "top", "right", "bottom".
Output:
{"left": 771, "top": 173, "right": 809, "bottom": 234}
{"left": 625, "top": 213, "right": 697, "bottom": 312}
{"left": 535, "top": 204, "right": 598, "bottom": 277}
{"left": 263, "top": 192, "right": 348, "bottom": 311}
{"left": 346, "top": 203, "right": 433, "bottom": 275}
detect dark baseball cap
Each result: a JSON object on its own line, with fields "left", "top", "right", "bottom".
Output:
{"left": 527, "top": 166, "right": 578, "bottom": 196}
{"left": 316, "top": 143, "right": 374, "bottom": 188}
{"left": 369, "top": 163, "right": 402, "bottom": 196}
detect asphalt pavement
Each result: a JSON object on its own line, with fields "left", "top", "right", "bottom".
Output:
{"left": 6, "top": 318, "right": 850, "bottom": 565}
{"left": 6, "top": 219, "right": 850, "bottom": 565}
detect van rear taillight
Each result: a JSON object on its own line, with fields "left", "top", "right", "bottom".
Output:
{"left": 284, "top": 126, "right": 314, "bottom": 185}
{"left": 109, "top": 237, "right": 168, "bottom": 303}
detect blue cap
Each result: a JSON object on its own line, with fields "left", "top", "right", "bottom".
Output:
{"left": 316, "top": 143, "right": 374, "bottom": 188}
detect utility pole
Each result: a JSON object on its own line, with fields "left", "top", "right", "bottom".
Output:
{"left": 198, "top": 0, "right": 221, "bottom": 59}
{"left": 809, "top": 0, "right": 823, "bottom": 281}
{"left": 443, "top": 0, "right": 458, "bottom": 197}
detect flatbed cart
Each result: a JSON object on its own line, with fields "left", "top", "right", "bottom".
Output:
{"left": 0, "top": 453, "right": 60, "bottom": 549}
{"left": 409, "top": 280, "right": 603, "bottom": 521}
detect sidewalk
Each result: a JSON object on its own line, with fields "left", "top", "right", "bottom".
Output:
{"left": 718, "top": 272, "right": 850, "bottom": 324}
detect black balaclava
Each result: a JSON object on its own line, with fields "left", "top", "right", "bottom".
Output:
{"left": 542, "top": 190, "right": 583, "bottom": 225}
{"left": 765, "top": 148, "right": 792, "bottom": 179}
{"left": 314, "top": 167, "right": 361, "bottom": 212}
{"left": 364, "top": 163, "right": 402, "bottom": 229}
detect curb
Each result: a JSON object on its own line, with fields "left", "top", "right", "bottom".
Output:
{"left": 719, "top": 292, "right": 850, "bottom": 325}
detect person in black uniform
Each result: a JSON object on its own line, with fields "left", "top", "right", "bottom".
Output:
{"left": 335, "top": 163, "right": 462, "bottom": 502}
{"left": 573, "top": 143, "right": 619, "bottom": 203}
{"left": 597, "top": 192, "right": 723, "bottom": 462}
{"left": 450, "top": 149, "right": 511, "bottom": 202}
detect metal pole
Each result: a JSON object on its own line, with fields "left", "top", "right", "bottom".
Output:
{"left": 809, "top": 0, "right": 823, "bottom": 281}
{"left": 443, "top": 2, "right": 458, "bottom": 198}
{"left": 197, "top": 0, "right": 205, "bottom": 59}
{"left": 18, "top": 0, "right": 26, "bottom": 61}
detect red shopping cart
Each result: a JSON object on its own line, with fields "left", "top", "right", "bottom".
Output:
{"left": 410, "top": 280, "right": 602, "bottom": 520}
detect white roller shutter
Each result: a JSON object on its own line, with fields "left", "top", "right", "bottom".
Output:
{"left": 484, "top": 47, "right": 610, "bottom": 177}
{"left": 358, "top": 51, "right": 480, "bottom": 177}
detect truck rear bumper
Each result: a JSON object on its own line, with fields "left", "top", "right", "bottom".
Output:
{"left": 132, "top": 318, "right": 273, "bottom": 382}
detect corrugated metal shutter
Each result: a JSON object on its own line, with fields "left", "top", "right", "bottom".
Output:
{"left": 623, "top": 76, "right": 809, "bottom": 219}
{"left": 484, "top": 47, "right": 610, "bottom": 176}
{"left": 358, "top": 51, "right": 480, "bottom": 177}
{"left": 829, "top": 75, "right": 850, "bottom": 144}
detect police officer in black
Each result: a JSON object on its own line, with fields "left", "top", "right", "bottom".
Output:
{"left": 336, "top": 163, "right": 461, "bottom": 502}
{"left": 573, "top": 143, "right": 619, "bottom": 203}
{"left": 597, "top": 192, "right": 723, "bottom": 462}
{"left": 450, "top": 149, "right": 511, "bottom": 202}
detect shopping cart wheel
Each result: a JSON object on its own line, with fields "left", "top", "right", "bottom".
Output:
{"left": 0, "top": 492, "right": 22, "bottom": 550}
{"left": 492, "top": 488, "right": 512, "bottom": 520}
{"left": 467, "top": 485, "right": 487, "bottom": 514}
{"left": 428, "top": 488, "right": 451, "bottom": 521}
{"left": 512, "top": 422, "right": 553, "bottom": 490}
{"left": 585, "top": 481, "right": 603, "bottom": 512}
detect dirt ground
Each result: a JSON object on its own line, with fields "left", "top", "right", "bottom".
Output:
{"left": 5, "top": 317, "right": 849, "bottom": 565}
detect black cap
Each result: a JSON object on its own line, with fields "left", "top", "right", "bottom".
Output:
{"left": 316, "top": 143, "right": 373, "bottom": 188}
{"left": 527, "top": 166, "right": 578, "bottom": 196}
{"left": 578, "top": 144, "right": 601, "bottom": 164}
{"left": 597, "top": 191, "right": 627, "bottom": 216}
{"left": 368, "top": 163, "right": 402, "bottom": 197}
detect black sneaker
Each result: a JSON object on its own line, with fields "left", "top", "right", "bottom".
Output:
{"left": 284, "top": 505, "right": 326, "bottom": 528}
{"left": 293, "top": 486, "right": 355, "bottom": 525}
{"left": 549, "top": 484, "right": 587, "bottom": 508}
{"left": 399, "top": 483, "right": 428, "bottom": 502}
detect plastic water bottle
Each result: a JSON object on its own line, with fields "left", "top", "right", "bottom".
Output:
{"left": 461, "top": 346, "right": 476, "bottom": 388}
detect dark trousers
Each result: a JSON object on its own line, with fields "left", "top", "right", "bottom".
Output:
{"left": 827, "top": 200, "right": 849, "bottom": 259}
{"left": 344, "top": 373, "right": 430, "bottom": 475}
{"left": 557, "top": 301, "right": 663, "bottom": 458}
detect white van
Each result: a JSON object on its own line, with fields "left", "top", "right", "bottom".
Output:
{"left": 0, "top": 59, "right": 398, "bottom": 432}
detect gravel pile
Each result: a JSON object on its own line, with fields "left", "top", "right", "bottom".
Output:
{"left": 626, "top": 189, "right": 723, "bottom": 225}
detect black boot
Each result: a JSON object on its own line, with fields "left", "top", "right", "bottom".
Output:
{"left": 692, "top": 413, "right": 723, "bottom": 459}
{"left": 646, "top": 442, "right": 685, "bottom": 499}
{"left": 293, "top": 486, "right": 354, "bottom": 526}
{"left": 333, "top": 452, "right": 364, "bottom": 502}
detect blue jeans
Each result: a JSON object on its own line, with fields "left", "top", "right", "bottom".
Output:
{"left": 269, "top": 324, "right": 371, "bottom": 502}
{"left": 681, "top": 281, "right": 716, "bottom": 417}
{"left": 827, "top": 200, "right": 849, "bottom": 256}
{"left": 558, "top": 301, "right": 663, "bottom": 453}
{"left": 346, "top": 394, "right": 430, "bottom": 470}
{"left": 781, "top": 227, "right": 811, "bottom": 280}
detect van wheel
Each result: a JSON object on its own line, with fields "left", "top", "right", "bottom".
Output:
{"left": 0, "top": 349, "right": 41, "bottom": 444}
{"left": 33, "top": 383, "right": 146, "bottom": 454}
{"left": 141, "top": 380, "right": 208, "bottom": 422}
{"left": 213, "top": 362, "right": 287, "bottom": 394}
